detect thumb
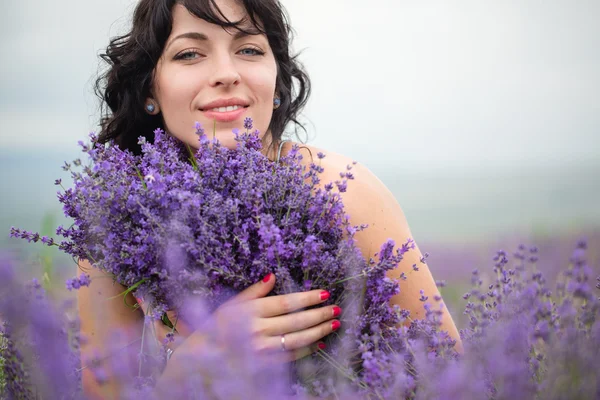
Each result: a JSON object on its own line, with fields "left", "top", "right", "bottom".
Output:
{"left": 227, "top": 272, "right": 276, "bottom": 305}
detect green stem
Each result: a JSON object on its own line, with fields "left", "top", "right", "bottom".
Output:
{"left": 133, "top": 165, "right": 147, "bottom": 190}
{"left": 186, "top": 143, "right": 199, "bottom": 171}
{"left": 107, "top": 278, "right": 148, "bottom": 305}
{"left": 333, "top": 271, "right": 367, "bottom": 285}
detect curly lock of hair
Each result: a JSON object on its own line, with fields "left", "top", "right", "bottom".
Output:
{"left": 94, "top": 0, "right": 311, "bottom": 156}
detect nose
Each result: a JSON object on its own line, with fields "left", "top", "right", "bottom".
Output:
{"left": 208, "top": 51, "right": 241, "bottom": 88}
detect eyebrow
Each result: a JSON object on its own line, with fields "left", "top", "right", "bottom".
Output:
{"left": 166, "top": 29, "right": 261, "bottom": 50}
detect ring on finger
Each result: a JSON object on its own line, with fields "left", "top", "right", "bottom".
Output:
{"left": 281, "top": 334, "right": 286, "bottom": 352}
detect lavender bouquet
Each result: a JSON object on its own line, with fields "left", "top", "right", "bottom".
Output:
{"left": 11, "top": 118, "right": 433, "bottom": 397}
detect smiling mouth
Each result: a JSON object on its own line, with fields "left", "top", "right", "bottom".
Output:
{"left": 199, "top": 105, "right": 250, "bottom": 123}
{"left": 200, "top": 105, "right": 250, "bottom": 112}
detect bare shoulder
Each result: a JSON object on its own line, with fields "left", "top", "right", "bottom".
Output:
{"left": 287, "top": 142, "right": 411, "bottom": 251}
{"left": 287, "top": 141, "right": 382, "bottom": 188}
{"left": 283, "top": 143, "right": 463, "bottom": 344}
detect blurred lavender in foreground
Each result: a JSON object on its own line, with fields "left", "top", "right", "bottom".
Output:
{"left": 0, "top": 255, "right": 82, "bottom": 399}
{"left": 1, "top": 235, "right": 599, "bottom": 399}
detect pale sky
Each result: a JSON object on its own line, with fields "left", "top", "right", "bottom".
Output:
{"left": 1, "top": 0, "right": 599, "bottom": 172}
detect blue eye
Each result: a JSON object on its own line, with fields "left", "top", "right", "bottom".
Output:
{"left": 174, "top": 50, "right": 200, "bottom": 60}
{"left": 239, "top": 47, "right": 265, "bottom": 56}
{"left": 173, "top": 47, "right": 264, "bottom": 61}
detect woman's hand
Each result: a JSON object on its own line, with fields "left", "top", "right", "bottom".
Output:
{"left": 137, "top": 272, "right": 342, "bottom": 364}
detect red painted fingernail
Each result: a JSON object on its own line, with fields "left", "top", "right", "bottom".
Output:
{"left": 318, "top": 342, "right": 326, "bottom": 350}
{"left": 262, "top": 273, "right": 272, "bottom": 283}
{"left": 332, "top": 320, "right": 341, "bottom": 331}
{"left": 320, "top": 291, "right": 330, "bottom": 301}
{"left": 332, "top": 306, "right": 342, "bottom": 317}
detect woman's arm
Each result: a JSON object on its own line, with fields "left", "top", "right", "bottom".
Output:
{"left": 77, "top": 261, "right": 206, "bottom": 398}
{"left": 316, "top": 151, "right": 463, "bottom": 351}
{"left": 77, "top": 259, "right": 145, "bottom": 399}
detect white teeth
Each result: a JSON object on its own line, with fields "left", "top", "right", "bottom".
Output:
{"left": 210, "top": 105, "right": 242, "bottom": 112}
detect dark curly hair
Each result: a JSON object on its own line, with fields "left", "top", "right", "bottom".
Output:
{"left": 94, "top": 0, "right": 311, "bottom": 157}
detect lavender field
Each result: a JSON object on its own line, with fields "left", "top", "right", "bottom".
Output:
{"left": 2, "top": 224, "right": 598, "bottom": 398}
{"left": 1, "top": 148, "right": 599, "bottom": 398}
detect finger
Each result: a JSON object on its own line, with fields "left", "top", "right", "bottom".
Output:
{"left": 280, "top": 319, "right": 338, "bottom": 350}
{"left": 256, "top": 289, "right": 331, "bottom": 318}
{"left": 257, "top": 305, "right": 341, "bottom": 336}
{"left": 224, "top": 272, "right": 276, "bottom": 306}
{"left": 257, "top": 319, "right": 340, "bottom": 353}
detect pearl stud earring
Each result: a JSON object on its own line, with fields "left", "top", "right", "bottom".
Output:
{"left": 273, "top": 97, "right": 281, "bottom": 110}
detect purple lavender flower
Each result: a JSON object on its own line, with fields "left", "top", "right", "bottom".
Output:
{"left": 11, "top": 120, "right": 426, "bottom": 396}
{"left": 66, "top": 272, "right": 91, "bottom": 291}
{"left": 10, "top": 117, "right": 600, "bottom": 398}
{"left": 0, "top": 256, "right": 82, "bottom": 399}
{"left": 243, "top": 117, "right": 253, "bottom": 130}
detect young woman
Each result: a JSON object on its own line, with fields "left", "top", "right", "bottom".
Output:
{"left": 78, "top": 0, "right": 462, "bottom": 397}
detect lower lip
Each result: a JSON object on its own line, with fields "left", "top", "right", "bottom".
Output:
{"left": 201, "top": 107, "right": 248, "bottom": 123}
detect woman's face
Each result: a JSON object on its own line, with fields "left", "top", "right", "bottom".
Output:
{"left": 151, "top": 1, "right": 278, "bottom": 151}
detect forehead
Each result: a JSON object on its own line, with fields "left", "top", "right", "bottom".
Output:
{"left": 209, "top": 0, "right": 247, "bottom": 21}
{"left": 171, "top": 2, "right": 259, "bottom": 34}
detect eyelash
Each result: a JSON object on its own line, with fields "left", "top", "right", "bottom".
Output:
{"left": 174, "top": 46, "right": 265, "bottom": 60}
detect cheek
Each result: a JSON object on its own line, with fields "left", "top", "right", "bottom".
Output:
{"left": 248, "top": 65, "right": 277, "bottom": 96}
{"left": 245, "top": 65, "right": 277, "bottom": 123}
{"left": 158, "top": 70, "right": 199, "bottom": 107}
{"left": 156, "top": 69, "right": 203, "bottom": 134}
